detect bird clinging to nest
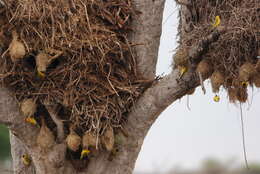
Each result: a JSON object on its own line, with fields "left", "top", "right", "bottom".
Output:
{"left": 35, "top": 49, "right": 62, "bottom": 78}
{"left": 173, "top": 47, "right": 189, "bottom": 79}
{"left": 20, "top": 98, "right": 37, "bottom": 125}
{"left": 80, "top": 131, "right": 97, "bottom": 159}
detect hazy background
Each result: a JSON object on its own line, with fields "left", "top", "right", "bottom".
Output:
{"left": 1, "top": 0, "right": 260, "bottom": 173}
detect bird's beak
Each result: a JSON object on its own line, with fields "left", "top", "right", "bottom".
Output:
{"left": 37, "top": 71, "right": 45, "bottom": 79}
{"left": 80, "top": 149, "right": 90, "bottom": 159}
{"left": 24, "top": 117, "right": 37, "bottom": 125}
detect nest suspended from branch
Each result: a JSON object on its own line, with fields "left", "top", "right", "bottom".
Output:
{"left": 0, "top": 0, "right": 151, "bottom": 144}
{"left": 177, "top": 0, "right": 260, "bottom": 103}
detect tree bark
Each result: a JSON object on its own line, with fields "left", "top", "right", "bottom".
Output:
{"left": 10, "top": 134, "right": 35, "bottom": 174}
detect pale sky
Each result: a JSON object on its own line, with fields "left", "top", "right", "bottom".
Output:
{"left": 134, "top": 0, "right": 260, "bottom": 172}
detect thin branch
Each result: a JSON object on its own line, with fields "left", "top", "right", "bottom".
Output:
{"left": 44, "top": 103, "right": 65, "bottom": 142}
{"left": 198, "top": 72, "right": 206, "bottom": 94}
{"left": 126, "top": 69, "right": 199, "bottom": 138}
{"left": 239, "top": 103, "right": 249, "bottom": 169}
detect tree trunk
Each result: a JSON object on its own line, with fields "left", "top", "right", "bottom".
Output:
{"left": 9, "top": 114, "right": 146, "bottom": 174}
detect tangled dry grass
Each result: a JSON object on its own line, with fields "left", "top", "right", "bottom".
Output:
{"left": 176, "top": 0, "right": 260, "bottom": 103}
{"left": 0, "top": 0, "right": 150, "bottom": 146}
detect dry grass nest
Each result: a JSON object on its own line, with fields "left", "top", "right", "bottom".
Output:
{"left": 177, "top": 0, "right": 260, "bottom": 103}
{"left": 0, "top": 0, "right": 151, "bottom": 145}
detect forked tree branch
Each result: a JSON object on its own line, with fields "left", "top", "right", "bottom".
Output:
{"left": 44, "top": 103, "right": 65, "bottom": 143}
{"left": 127, "top": 27, "right": 226, "bottom": 138}
{"left": 127, "top": 69, "right": 199, "bottom": 136}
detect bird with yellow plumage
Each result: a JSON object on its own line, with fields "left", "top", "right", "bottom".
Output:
{"left": 21, "top": 154, "right": 31, "bottom": 166}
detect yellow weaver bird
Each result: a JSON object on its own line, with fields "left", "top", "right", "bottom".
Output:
{"left": 21, "top": 154, "right": 31, "bottom": 166}
{"left": 37, "top": 71, "right": 46, "bottom": 79}
{"left": 212, "top": 16, "right": 221, "bottom": 28}
{"left": 24, "top": 117, "right": 37, "bottom": 125}
{"left": 80, "top": 149, "right": 90, "bottom": 159}
{"left": 36, "top": 49, "right": 62, "bottom": 79}
{"left": 213, "top": 95, "right": 220, "bottom": 102}
{"left": 178, "top": 66, "right": 188, "bottom": 79}
{"left": 80, "top": 131, "right": 96, "bottom": 159}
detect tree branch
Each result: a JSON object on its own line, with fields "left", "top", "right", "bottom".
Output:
{"left": 44, "top": 103, "right": 65, "bottom": 143}
{"left": 0, "top": 88, "right": 39, "bottom": 146}
{"left": 127, "top": 69, "right": 199, "bottom": 137}
{"left": 130, "top": 0, "right": 166, "bottom": 79}
{"left": 188, "top": 27, "right": 227, "bottom": 64}
{"left": 96, "top": 69, "right": 199, "bottom": 174}
{"left": 127, "top": 27, "right": 227, "bottom": 138}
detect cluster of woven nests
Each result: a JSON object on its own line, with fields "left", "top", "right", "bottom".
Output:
{"left": 175, "top": 0, "right": 260, "bottom": 103}
{"left": 0, "top": 0, "right": 151, "bottom": 154}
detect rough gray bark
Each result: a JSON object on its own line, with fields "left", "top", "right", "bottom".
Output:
{"left": 130, "top": 0, "right": 165, "bottom": 79}
{"left": 10, "top": 134, "right": 35, "bottom": 174}
{"left": 0, "top": 0, "right": 225, "bottom": 174}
